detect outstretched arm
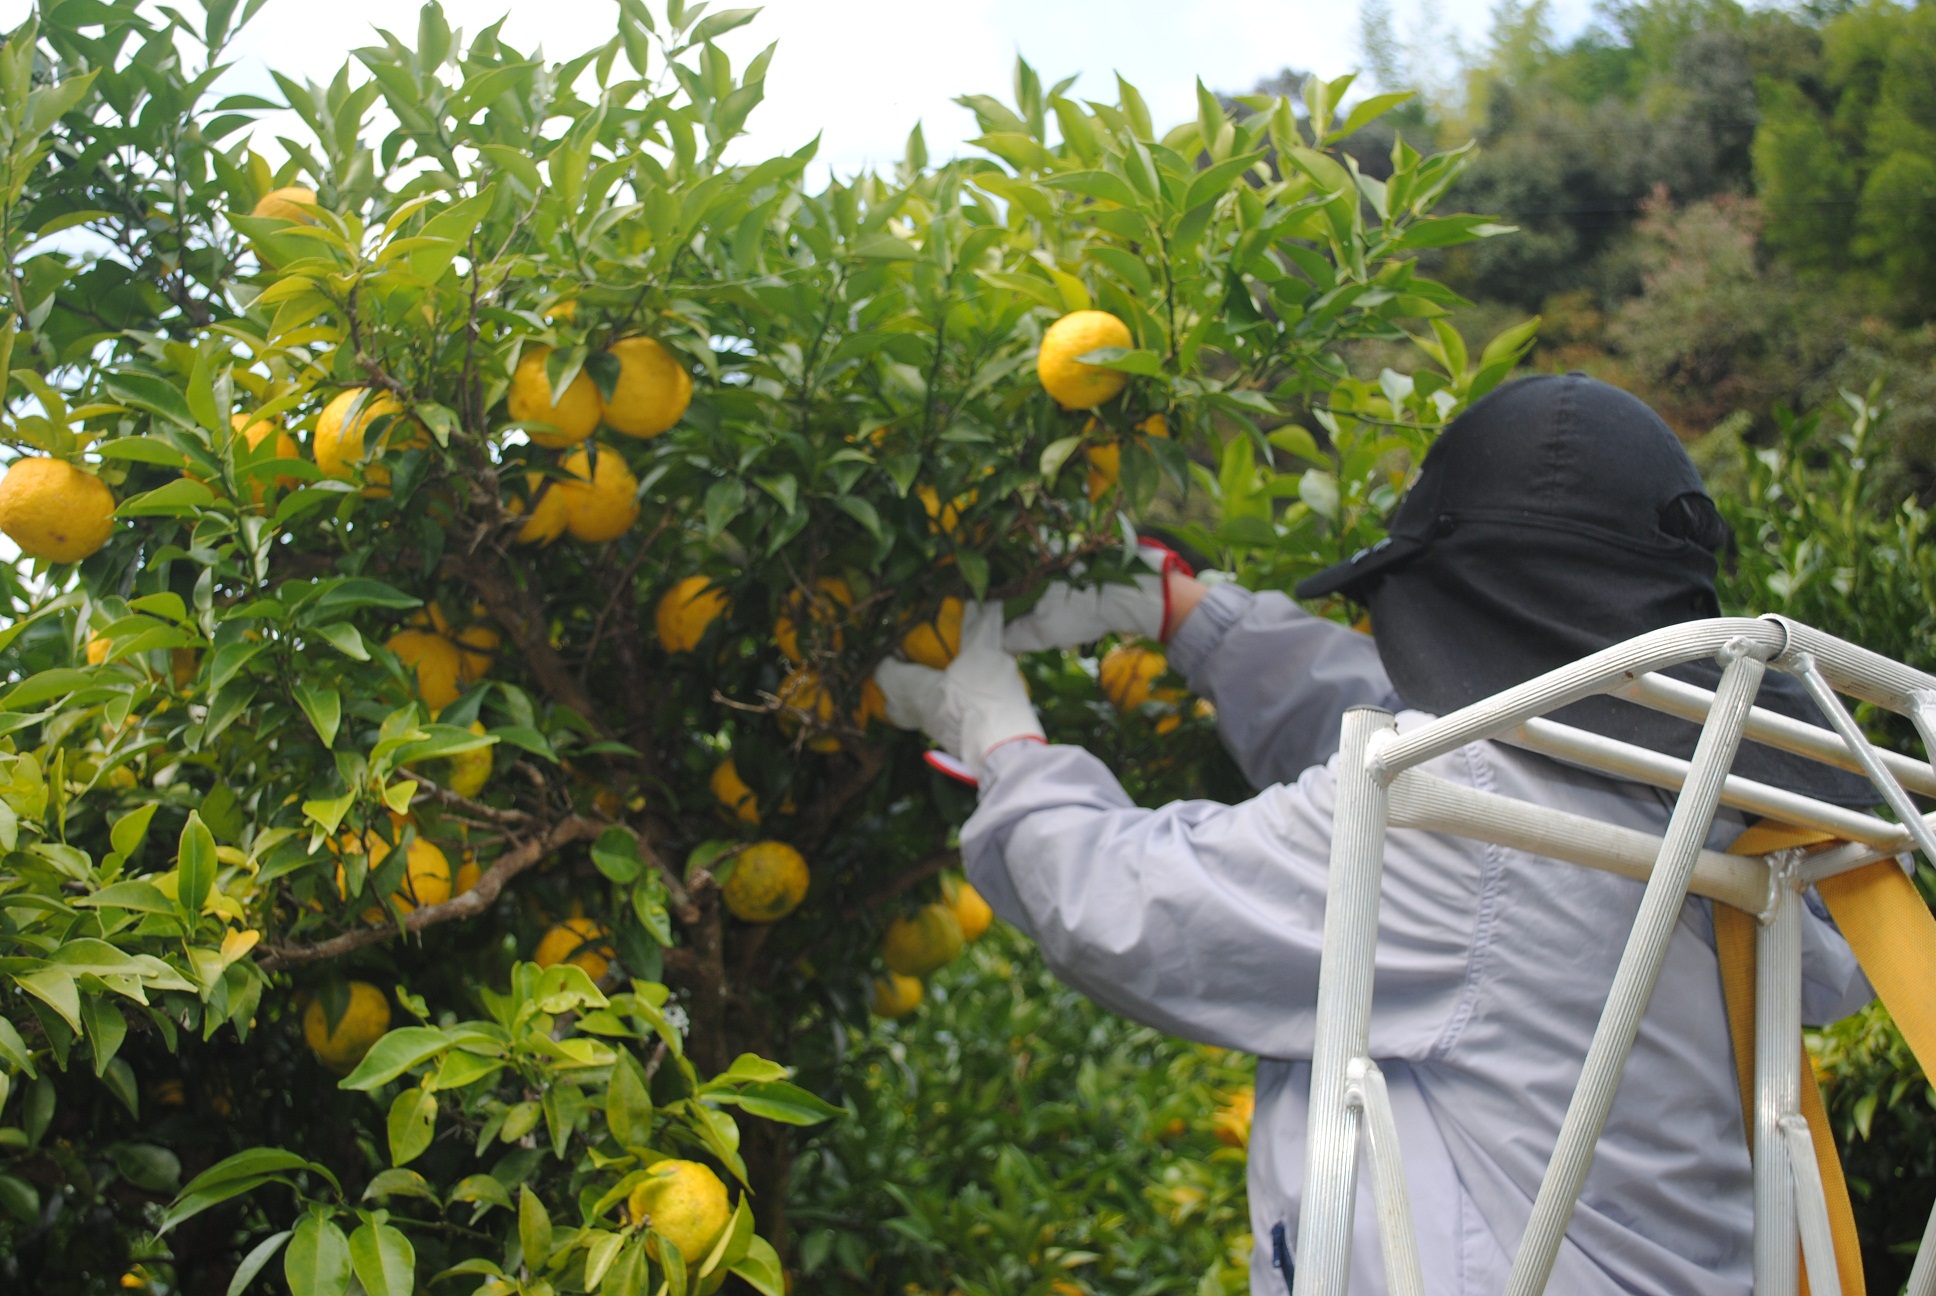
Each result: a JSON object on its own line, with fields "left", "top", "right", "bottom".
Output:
{"left": 1165, "top": 579, "right": 1401, "bottom": 789}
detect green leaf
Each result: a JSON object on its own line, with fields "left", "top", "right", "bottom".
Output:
{"left": 312, "top": 579, "right": 421, "bottom": 618}
{"left": 711, "top": 1080, "right": 842, "bottom": 1125}
{"left": 312, "top": 623, "right": 369, "bottom": 661}
{"left": 1331, "top": 91, "right": 1415, "bottom": 142}
{"left": 2, "top": 668, "right": 90, "bottom": 709}
{"left": 730, "top": 1236, "right": 785, "bottom": 1296}
{"left": 1039, "top": 435, "right": 1081, "bottom": 482}
{"left": 179, "top": 1147, "right": 325, "bottom": 1199}
{"left": 0, "top": 1174, "right": 38, "bottom": 1225}
{"left": 957, "top": 550, "right": 990, "bottom": 602}
{"left": 591, "top": 826, "right": 642, "bottom": 883}
{"left": 98, "top": 435, "right": 197, "bottom": 465}
{"left": 284, "top": 1212, "right": 351, "bottom": 1296}
{"left": 295, "top": 684, "right": 342, "bottom": 747}
{"left": 362, "top": 1168, "right": 437, "bottom": 1203}
{"left": 1045, "top": 170, "right": 1142, "bottom": 209}
{"left": 226, "top": 1231, "right": 292, "bottom": 1296}
{"left": 103, "top": 1056, "right": 137, "bottom": 1119}
{"left": 1080, "top": 346, "right": 1165, "bottom": 377}
{"left": 449, "top": 1173, "right": 511, "bottom": 1211}
{"left": 0, "top": 1017, "right": 36, "bottom": 1077}
{"left": 338, "top": 1027, "right": 451, "bottom": 1091}
{"left": 606, "top": 1049, "right": 653, "bottom": 1148}
{"left": 386, "top": 1086, "right": 438, "bottom": 1166}
{"left": 110, "top": 803, "right": 160, "bottom": 859}
{"left": 83, "top": 996, "right": 127, "bottom": 1076}
{"left": 15, "top": 968, "right": 80, "bottom": 1032}
{"left": 117, "top": 477, "right": 214, "bottom": 517}
{"left": 348, "top": 1220, "right": 415, "bottom": 1296}
{"left": 519, "top": 1184, "right": 553, "bottom": 1269}
{"left": 178, "top": 811, "right": 217, "bottom": 916}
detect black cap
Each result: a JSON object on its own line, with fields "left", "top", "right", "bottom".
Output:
{"left": 1298, "top": 372, "right": 1723, "bottom": 602}
{"left": 1296, "top": 372, "right": 1874, "bottom": 806}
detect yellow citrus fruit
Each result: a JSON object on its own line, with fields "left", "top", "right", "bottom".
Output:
{"left": 626, "top": 1159, "right": 730, "bottom": 1263}
{"left": 1100, "top": 643, "right": 1166, "bottom": 713}
{"left": 171, "top": 648, "right": 199, "bottom": 689}
{"left": 711, "top": 757, "right": 761, "bottom": 824}
{"left": 556, "top": 446, "right": 640, "bottom": 542}
{"left": 387, "top": 628, "right": 465, "bottom": 712}
{"left": 534, "top": 917, "right": 613, "bottom": 980}
{"left": 86, "top": 634, "right": 111, "bottom": 665}
{"left": 942, "top": 874, "right": 994, "bottom": 942}
{"left": 252, "top": 186, "right": 317, "bottom": 222}
{"left": 314, "top": 390, "right": 426, "bottom": 497}
{"left": 721, "top": 840, "right": 809, "bottom": 923}
{"left": 871, "top": 972, "right": 923, "bottom": 1018}
{"left": 0, "top": 458, "right": 116, "bottom": 563}
{"left": 453, "top": 852, "right": 482, "bottom": 896}
{"left": 544, "top": 299, "right": 577, "bottom": 321}
{"left": 900, "top": 596, "right": 963, "bottom": 669}
{"left": 882, "top": 903, "right": 965, "bottom": 977}
{"left": 453, "top": 622, "right": 498, "bottom": 685}
{"left": 603, "top": 336, "right": 692, "bottom": 438}
{"left": 337, "top": 830, "right": 453, "bottom": 919}
{"left": 447, "top": 721, "right": 492, "bottom": 798}
{"left": 775, "top": 577, "right": 853, "bottom": 663}
{"left": 916, "top": 485, "right": 977, "bottom": 537}
{"left": 508, "top": 345, "right": 603, "bottom": 448}
{"left": 510, "top": 470, "right": 570, "bottom": 545}
{"left": 657, "top": 575, "right": 729, "bottom": 653}
{"left": 1085, "top": 413, "right": 1169, "bottom": 501}
{"left": 194, "top": 412, "right": 303, "bottom": 505}
{"left": 302, "top": 981, "right": 391, "bottom": 1074}
{"left": 1213, "top": 1085, "right": 1255, "bottom": 1148}
{"left": 854, "top": 677, "right": 888, "bottom": 729}
{"left": 1038, "top": 310, "right": 1133, "bottom": 410}
{"left": 776, "top": 668, "right": 839, "bottom": 751}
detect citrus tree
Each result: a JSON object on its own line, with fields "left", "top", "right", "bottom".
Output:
{"left": 0, "top": 1, "right": 1522, "bottom": 1290}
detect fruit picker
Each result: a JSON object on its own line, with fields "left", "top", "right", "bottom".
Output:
{"left": 874, "top": 374, "right": 1884, "bottom": 1296}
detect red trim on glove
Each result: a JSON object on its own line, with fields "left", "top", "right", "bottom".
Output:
{"left": 1137, "top": 538, "right": 1192, "bottom": 644}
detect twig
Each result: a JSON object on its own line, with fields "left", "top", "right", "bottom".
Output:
{"left": 257, "top": 815, "right": 604, "bottom": 971}
{"left": 404, "top": 771, "right": 535, "bottom": 827}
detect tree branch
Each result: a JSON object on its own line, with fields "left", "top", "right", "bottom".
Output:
{"left": 257, "top": 815, "right": 604, "bottom": 971}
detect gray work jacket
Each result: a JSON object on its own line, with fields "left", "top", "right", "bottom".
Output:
{"left": 960, "top": 584, "right": 1873, "bottom": 1296}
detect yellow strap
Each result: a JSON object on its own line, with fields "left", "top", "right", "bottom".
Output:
{"left": 1722, "top": 825, "right": 1866, "bottom": 1295}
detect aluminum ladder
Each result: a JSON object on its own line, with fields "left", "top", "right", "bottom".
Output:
{"left": 1295, "top": 614, "right": 1936, "bottom": 1296}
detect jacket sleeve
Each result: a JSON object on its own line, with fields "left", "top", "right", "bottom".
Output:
{"left": 1167, "top": 583, "right": 1402, "bottom": 790}
{"left": 959, "top": 737, "right": 1481, "bottom": 1058}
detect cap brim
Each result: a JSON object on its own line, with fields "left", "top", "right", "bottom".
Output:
{"left": 1295, "top": 534, "right": 1426, "bottom": 601}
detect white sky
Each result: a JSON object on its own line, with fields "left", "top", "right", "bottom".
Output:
{"left": 4, "top": 0, "right": 1597, "bottom": 177}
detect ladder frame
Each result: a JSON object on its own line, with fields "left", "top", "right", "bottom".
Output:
{"left": 1292, "top": 614, "right": 1936, "bottom": 1296}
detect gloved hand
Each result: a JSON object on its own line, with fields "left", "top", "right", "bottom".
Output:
{"left": 1002, "top": 537, "right": 1192, "bottom": 652}
{"left": 874, "top": 602, "right": 1044, "bottom": 778}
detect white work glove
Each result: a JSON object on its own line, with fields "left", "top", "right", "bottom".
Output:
{"left": 873, "top": 602, "right": 1044, "bottom": 778}
{"left": 1002, "top": 537, "right": 1191, "bottom": 652}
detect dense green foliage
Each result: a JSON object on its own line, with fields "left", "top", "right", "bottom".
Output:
{"left": 795, "top": 925, "right": 1254, "bottom": 1296}
{"left": 0, "top": 1, "right": 1521, "bottom": 1292}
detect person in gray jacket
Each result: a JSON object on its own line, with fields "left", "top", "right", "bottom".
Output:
{"left": 873, "top": 374, "right": 1874, "bottom": 1296}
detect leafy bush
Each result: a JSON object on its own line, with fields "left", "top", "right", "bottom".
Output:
{"left": 791, "top": 925, "right": 1255, "bottom": 1296}
{"left": 1706, "top": 389, "right": 1936, "bottom": 1292}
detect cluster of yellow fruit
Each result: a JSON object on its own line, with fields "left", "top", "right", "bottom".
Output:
{"left": 868, "top": 874, "right": 995, "bottom": 1020}
{"left": 385, "top": 603, "right": 500, "bottom": 715}
{"left": 507, "top": 336, "right": 690, "bottom": 546}
{"left": 1100, "top": 642, "right": 1209, "bottom": 735}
